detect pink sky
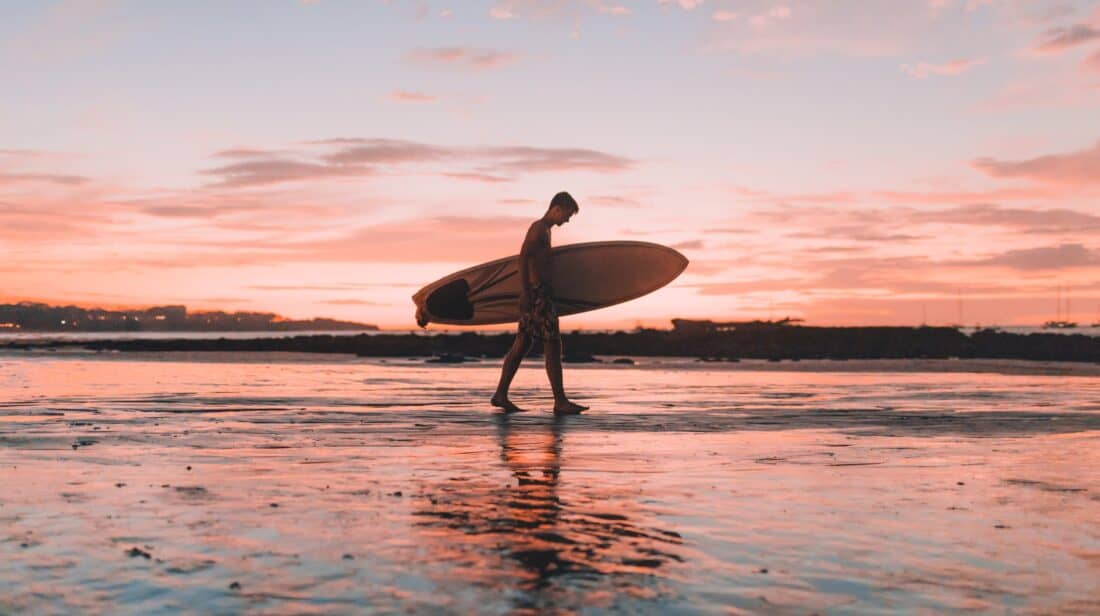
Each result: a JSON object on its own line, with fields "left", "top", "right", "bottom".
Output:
{"left": 2, "top": 0, "right": 1099, "bottom": 328}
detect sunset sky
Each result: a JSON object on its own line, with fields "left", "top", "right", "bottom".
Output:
{"left": 2, "top": 0, "right": 1099, "bottom": 329}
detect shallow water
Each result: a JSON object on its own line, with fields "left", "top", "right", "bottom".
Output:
{"left": 1, "top": 355, "right": 1098, "bottom": 614}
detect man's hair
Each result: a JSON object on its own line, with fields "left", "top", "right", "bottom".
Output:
{"left": 549, "top": 191, "right": 579, "bottom": 214}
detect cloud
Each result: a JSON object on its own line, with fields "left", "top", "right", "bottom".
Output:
{"left": 442, "top": 172, "right": 512, "bottom": 183}
{"left": 1085, "top": 48, "right": 1100, "bottom": 72}
{"left": 901, "top": 57, "right": 986, "bottom": 78}
{"left": 972, "top": 140, "right": 1100, "bottom": 186}
{"left": 671, "top": 240, "right": 704, "bottom": 250}
{"left": 752, "top": 202, "right": 1100, "bottom": 238}
{"left": 318, "top": 298, "right": 389, "bottom": 306}
{"left": 388, "top": 90, "right": 437, "bottom": 104}
{"left": 0, "top": 171, "right": 90, "bottom": 186}
{"left": 249, "top": 283, "right": 416, "bottom": 291}
{"left": 731, "top": 183, "right": 1062, "bottom": 207}
{"left": 482, "top": 146, "right": 632, "bottom": 173}
{"left": 320, "top": 138, "right": 633, "bottom": 176}
{"left": 587, "top": 194, "right": 645, "bottom": 208}
{"left": 712, "top": 10, "right": 737, "bottom": 22}
{"left": 703, "top": 2, "right": 995, "bottom": 57}
{"left": 911, "top": 203, "right": 1100, "bottom": 233}
{"left": 200, "top": 159, "right": 372, "bottom": 188}
{"left": 197, "top": 139, "right": 632, "bottom": 188}
{"left": 320, "top": 139, "right": 451, "bottom": 165}
{"left": 965, "top": 243, "right": 1100, "bottom": 270}
{"left": 1032, "top": 23, "right": 1100, "bottom": 53}
{"left": 659, "top": 0, "right": 705, "bottom": 10}
{"left": 788, "top": 226, "right": 924, "bottom": 242}
{"left": 211, "top": 148, "right": 289, "bottom": 159}
{"left": 748, "top": 5, "right": 791, "bottom": 28}
{"left": 598, "top": 4, "right": 631, "bottom": 16}
{"left": 489, "top": 5, "right": 515, "bottom": 19}
{"left": 405, "top": 47, "right": 519, "bottom": 71}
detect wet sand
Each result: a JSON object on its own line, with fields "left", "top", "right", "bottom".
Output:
{"left": 1, "top": 356, "right": 1098, "bottom": 614}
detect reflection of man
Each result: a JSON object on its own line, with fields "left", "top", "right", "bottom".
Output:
{"left": 411, "top": 416, "right": 684, "bottom": 610}
{"left": 492, "top": 192, "right": 588, "bottom": 415}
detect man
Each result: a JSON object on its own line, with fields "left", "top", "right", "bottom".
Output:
{"left": 491, "top": 192, "right": 589, "bottom": 415}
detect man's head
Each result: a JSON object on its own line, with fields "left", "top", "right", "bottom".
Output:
{"left": 545, "top": 191, "right": 579, "bottom": 226}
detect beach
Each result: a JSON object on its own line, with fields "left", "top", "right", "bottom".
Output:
{"left": 1, "top": 354, "right": 1098, "bottom": 614}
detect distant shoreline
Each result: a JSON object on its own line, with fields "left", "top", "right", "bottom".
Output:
{"left": 4, "top": 326, "right": 1099, "bottom": 363}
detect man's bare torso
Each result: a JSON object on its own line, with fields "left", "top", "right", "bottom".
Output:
{"left": 519, "top": 220, "right": 551, "bottom": 297}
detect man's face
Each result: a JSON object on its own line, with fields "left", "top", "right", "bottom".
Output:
{"left": 552, "top": 205, "right": 576, "bottom": 226}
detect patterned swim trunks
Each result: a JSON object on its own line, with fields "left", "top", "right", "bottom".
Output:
{"left": 518, "top": 284, "right": 560, "bottom": 341}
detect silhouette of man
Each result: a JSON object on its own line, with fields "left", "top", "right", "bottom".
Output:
{"left": 492, "top": 192, "right": 589, "bottom": 415}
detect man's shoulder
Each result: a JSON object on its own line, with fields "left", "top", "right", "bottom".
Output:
{"left": 526, "top": 220, "right": 550, "bottom": 239}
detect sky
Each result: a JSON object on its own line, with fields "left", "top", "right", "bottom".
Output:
{"left": 2, "top": 0, "right": 1099, "bottom": 329}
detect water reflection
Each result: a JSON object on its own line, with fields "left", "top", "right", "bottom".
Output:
{"left": 414, "top": 415, "right": 684, "bottom": 611}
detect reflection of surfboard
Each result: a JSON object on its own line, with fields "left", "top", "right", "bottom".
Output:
{"left": 412, "top": 241, "right": 689, "bottom": 326}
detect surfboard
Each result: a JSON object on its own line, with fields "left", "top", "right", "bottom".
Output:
{"left": 412, "top": 241, "right": 689, "bottom": 326}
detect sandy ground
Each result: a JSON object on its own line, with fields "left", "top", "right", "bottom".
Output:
{"left": 1, "top": 356, "right": 1098, "bottom": 614}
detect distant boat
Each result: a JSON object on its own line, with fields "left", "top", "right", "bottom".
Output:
{"left": 1042, "top": 320, "right": 1078, "bottom": 329}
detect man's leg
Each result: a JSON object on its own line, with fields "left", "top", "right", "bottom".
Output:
{"left": 492, "top": 333, "right": 532, "bottom": 413}
{"left": 544, "top": 338, "right": 588, "bottom": 414}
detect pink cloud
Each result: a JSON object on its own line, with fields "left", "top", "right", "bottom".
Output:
{"left": 964, "top": 243, "right": 1100, "bottom": 270}
{"left": 972, "top": 140, "right": 1100, "bottom": 186}
{"left": 909, "top": 203, "right": 1100, "bottom": 233}
{"left": 388, "top": 90, "right": 437, "bottom": 104}
{"left": 317, "top": 138, "right": 633, "bottom": 175}
{"left": 599, "top": 5, "right": 631, "bottom": 17}
{"left": 405, "top": 47, "right": 519, "bottom": 71}
{"left": 1085, "top": 48, "right": 1100, "bottom": 72}
{"left": 442, "top": 172, "right": 512, "bottom": 183}
{"left": 1031, "top": 23, "right": 1100, "bottom": 53}
{"left": 197, "top": 139, "right": 633, "bottom": 188}
{"left": 659, "top": 0, "right": 706, "bottom": 10}
{"left": 200, "top": 159, "right": 372, "bottom": 188}
{"left": 0, "top": 171, "right": 89, "bottom": 186}
{"left": 901, "top": 57, "right": 986, "bottom": 78}
{"left": 748, "top": 5, "right": 791, "bottom": 28}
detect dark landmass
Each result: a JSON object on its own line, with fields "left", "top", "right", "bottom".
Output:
{"left": 4, "top": 319, "right": 1098, "bottom": 363}
{"left": 0, "top": 302, "right": 377, "bottom": 332}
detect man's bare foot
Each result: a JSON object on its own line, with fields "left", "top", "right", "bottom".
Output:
{"left": 553, "top": 399, "right": 588, "bottom": 415}
{"left": 491, "top": 395, "right": 526, "bottom": 413}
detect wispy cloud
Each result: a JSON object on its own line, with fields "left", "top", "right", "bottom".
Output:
{"left": 964, "top": 243, "right": 1100, "bottom": 270}
{"left": 1031, "top": 23, "right": 1100, "bottom": 53}
{"left": 972, "top": 139, "right": 1100, "bottom": 186}
{"left": 200, "top": 159, "right": 372, "bottom": 189}
{"left": 196, "top": 138, "right": 632, "bottom": 188}
{"left": 659, "top": 0, "right": 706, "bottom": 11}
{"left": 388, "top": 90, "right": 437, "bottom": 104}
{"left": 1085, "top": 48, "right": 1100, "bottom": 72}
{"left": 405, "top": 47, "right": 519, "bottom": 71}
{"left": 0, "top": 171, "right": 90, "bottom": 186}
{"left": 901, "top": 57, "right": 986, "bottom": 78}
